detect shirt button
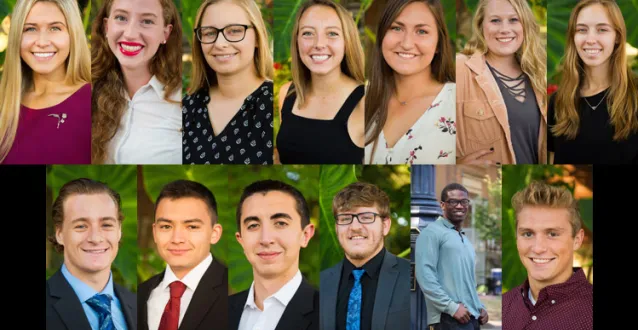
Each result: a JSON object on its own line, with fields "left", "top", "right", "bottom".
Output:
{"left": 551, "top": 300, "right": 556, "bottom": 304}
{"left": 532, "top": 315, "right": 537, "bottom": 321}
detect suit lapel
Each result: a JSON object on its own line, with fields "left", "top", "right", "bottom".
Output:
{"left": 229, "top": 290, "right": 249, "bottom": 330}
{"left": 48, "top": 270, "right": 93, "bottom": 330}
{"left": 320, "top": 261, "right": 342, "bottom": 330}
{"left": 179, "top": 259, "right": 226, "bottom": 330}
{"left": 275, "top": 280, "right": 315, "bottom": 330}
{"left": 371, "top": 252, "right": 399, "bottom": 330}
{"left": 138, "top": 271, "right": 164, "bottom": 330}
{"left": 114, "top": 282, "right": 137, "bottom": 330}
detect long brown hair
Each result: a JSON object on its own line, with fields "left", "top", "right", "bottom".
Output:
{"left": 552, "top": 0, "right": 638, "bottom": 141}
{"left": 91, "top": 0, "right": 182, "bottom": 163}
{"left": 364, "top": 0, "right": 455, "bottom": 163}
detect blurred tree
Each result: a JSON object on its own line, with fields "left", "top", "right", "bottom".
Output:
{"left": 473, "top": 169, "right": 502, "bottom": 245}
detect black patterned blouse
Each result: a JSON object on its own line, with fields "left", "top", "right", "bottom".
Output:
{"left": 182, "top": 81, "right": 274, "bottom": 164}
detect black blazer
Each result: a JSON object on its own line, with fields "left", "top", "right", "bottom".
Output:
{"left": 46, "top": 268, "right": 137, "bottom": 330}
{"left": 229, "top": 278, "right": 319, "bottom": 330}
{"left": 137, "top": 258, "right": 228, "bottom": 330}
{"left": 320, "top": 250, "right": 410, "bottom": 330}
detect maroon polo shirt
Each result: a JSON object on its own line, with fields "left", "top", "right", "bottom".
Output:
{"left": 503, "top": 268, "right": 593, "bottom": 330}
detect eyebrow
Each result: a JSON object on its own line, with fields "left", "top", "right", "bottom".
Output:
{"left": 517, "top": 227, "right": 567, "bottom": 233}
{"left": 70, "top": 217, "right": 116, "bottom": 223}
{"left": 24, "top": 21, "right": 67, "bottom": 27}
{"left": 487, "top": 14, "right": 519, "bottom": 19}
{"left": 576, "top": 23, "right": 612, "bottom": 27}
{"left": 155, "top": 218, "right": 205, "bottom": 224}
{"left": 300, "top": 25, "right": 342, "bottom": 30}
{"left": 392, "top": 21, "right": 432, "bottom": 28}
{"left": 112, "top": 9, "right": 159, "bottom": 18}
{"left": 242, "top": 213, "right": 293, "bottom": 224}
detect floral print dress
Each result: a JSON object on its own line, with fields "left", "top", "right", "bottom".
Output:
{"left": 365, "top": 82, "right": 456, "bottom": 164}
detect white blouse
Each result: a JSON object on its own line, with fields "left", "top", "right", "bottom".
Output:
{"left": 365, "top": 82, "right": 456, "bottom": 164}
{"left": 106, "top": 75, "right": 182, "bottom": 164}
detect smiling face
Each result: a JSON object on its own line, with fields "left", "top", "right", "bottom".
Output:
{"left": 381, "top": 1, "right": 439, "bottom": 78}
{"left": 482, "top": 0, "right": 523, "bottom": 59}
{"left": 104, "top": 0, "right": 172, "bottom": 72}
{"left": 236, "top": 191, "right": 314, "bottom": 281}
{"left": 440, "top": 189, "right": 469, "bottom": 226}
{"left": 199, "top": 1, "right": 257, "bottom": 78}
{"left": 153, "top": 197, "right": 221, "bottom": 279}
{"left": 336, "top": 205, "right": 390, "bottom": 266}
{"left": 20, "top": 1, "right": 70, "bottom": 79}
{"left": 573, "top": 3, "right": 617, "bottom": 71}
{"left": 516, "top": 206, "right": 584, "bottom": 289}
{"left": 297, "top": 5, "right": 345, "bottom": 76}
{"left": 55, "top": 194, "right": 122, "bottom": 280}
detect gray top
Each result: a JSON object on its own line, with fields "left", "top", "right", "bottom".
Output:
{"left": 488, "top": 63, "right": 539, "bottom": 164}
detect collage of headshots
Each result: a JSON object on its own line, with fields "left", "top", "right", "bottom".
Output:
{"left": 0, "top": 0, "right": 616, "bottom": 329}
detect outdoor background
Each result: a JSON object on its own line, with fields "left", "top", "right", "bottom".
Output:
{"left": 502, "top": 164, "right": 594, "bottom": 294}
{"left": 45, "top": 165, "right": 139, "bottom": 293}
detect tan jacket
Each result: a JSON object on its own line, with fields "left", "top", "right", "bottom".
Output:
{"left": 456, "top": 52, "right": 547, "bottom": 164}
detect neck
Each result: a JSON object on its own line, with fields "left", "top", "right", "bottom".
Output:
{"left": 528, "top": 266, "right": 574, "bottom": 301}
{"left": 346, "top": 244, "right": 383, "bottom": 268}
{"left": 122, "top": 65, "right": 153, "bottom": 99}
{"left": 215, "top": 65, "right": 262, "bottom": 98}
{"left": 444, "top": 216, "right": 463, "bottom": 231}
{"left": 308, "top": 69, "right": 348, "bottom": 97}
{"left": 485, "top": 52, "right": 519, "bottom": 71}
{"left": 32, "top": 69, "right": 68, "bottom": 94}
{"left": 583, "top": 62, "right": 611, "bottom": 92}
{"left": 393, "top": 70, "right": 435, "bottom": 101}
{"left": 65, "top": 262, "right": 110, "bottom": 293}
{"left": 252, "top": 264, "right": 299, "bottom": 310}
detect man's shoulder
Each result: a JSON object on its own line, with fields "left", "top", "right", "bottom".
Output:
{"left": 320, "top": 261, "right": 342, "bottom": 277}
{"left": 502, "top": 283, "right": 524, "bottom": 306}
{"left": 114, "top": 282, "right": 136, "bottom": 302}
{"left": 229, "top": 288, "right": 249, "bottom": 307}
{"left": 139, "top": 271, "right": 164, "bottom": 292}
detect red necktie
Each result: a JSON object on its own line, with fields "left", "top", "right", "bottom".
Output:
{"left": 158, "top": 281, "right": 187, "bottom": 330}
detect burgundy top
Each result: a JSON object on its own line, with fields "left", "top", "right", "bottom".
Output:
{"left": 503, "top": 268, "right": 593, "bottom": 330}
{"left": 2, "top": 83, "right": 91, "bottom": 164}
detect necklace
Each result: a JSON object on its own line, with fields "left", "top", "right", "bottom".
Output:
{"left": 397, "top": 93, "right": 426, "bottom": 106}
{"left": 582, "top": 90, "right": 608, "bottom": 110}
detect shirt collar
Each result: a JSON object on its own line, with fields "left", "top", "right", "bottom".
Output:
{"left": 61, "top": 263, "right": 115, "bottom": 303}
{"left": 437, "top": 216, "right": 465, "bottom": 234}
{"left": 244, "top": 270, "right": 303, "bottom": 310}
{"left": 124, "top": 75, "right": 167, "bottom": 101}
{"left": 521, "top": 267, "right": 589, "bottom": 304}
{"left": 162, "top": 253, "right": 213, "bottom": 292}
{"left": 343, "top": 248, "right": 386, "bottom": 280}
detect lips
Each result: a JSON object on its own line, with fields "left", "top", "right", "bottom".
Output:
{"left": 168, "top": 249, "right": 190, "bottom": 256}
{"left": 530, "top": 257, "right": 555, "bottom": 265}
{"left": 497, "top": 37, "right": 515, "bottom": 43}
{"left": 32, "top": 52, "right": 56, "bottom": 61}
{"left": 310, "top": 54, "right": 331, "bottom": 63}
{"left": 257, "top": 251, "right": 281, "bottom": 260}
{"left": 349, "top": 235, "right": 367, "bottom": 240}
{"left": 119, "top": 41, "right": 144, "bottom": 56}
{"left": 583, "top": 49, "right": 602, "bottom": 55}
{"left": 396, "top": 52, "right": 417, "bottom": 59}
{"left": 82, "top": 248, "right": 109, "bottom": 254}
{"left": 213, "top": 53, "right": 238, "bottom": 61}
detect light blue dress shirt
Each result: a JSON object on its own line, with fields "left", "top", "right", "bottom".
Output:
{"left": 415, "top": 216, "right": 485, "bottom": 325}
{"left": 61, "top": 264, "right": 129, "bottom": 330}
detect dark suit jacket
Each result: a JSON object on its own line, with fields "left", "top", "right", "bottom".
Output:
{"left": 137, "top": 258, "right": 228, "bottom": 330}
{"left": 228, "top": 278, "right": 319, "bottom": 330}
{"left": 46, "top": 268, "right": 137, "bottom": 330}
{"left": 320, "top": 250, "right": 410, "bottom": 330}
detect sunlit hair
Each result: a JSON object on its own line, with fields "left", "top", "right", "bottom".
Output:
{"left": 0, "top": 0, "right": 90, "bottom": 162}
{"left": 189, "top": 0, "right": 273, "bottom": 94}
{"left": 462, "top": 0, "right": 546, "bottom": 108}
{"left": 91, "top": 0, "right": 182, "bottom": 163}
{"left": 552, "top": 0, "right": 638, "bottom": 141}
{"left": 365, "top": 0, "right": 454, "bottom": 164}
{"left": 288, "top": 0, "right": 365, "bottom": 108}
{"left": 512, "top": 181, "right": 581, "bottom": 237}
{"left": 332, "top": 182, "right": 391, "bottom": 219}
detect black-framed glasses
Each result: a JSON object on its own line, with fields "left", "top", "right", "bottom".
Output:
{"left": 195, "top": 24, "right": 253, "bottom": 44}
{"left": 335, "top": 212, "right": 380, "bottom": 225}
{"left": 444, "top": 199, "right": 471, "bottom": 207}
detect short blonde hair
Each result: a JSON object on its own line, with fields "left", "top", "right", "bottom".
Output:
{"left": 332, "top": 182, "right": 390, "bottom": 219}
{"left": 511, "top": 181, "right": 581, "bottom": 237}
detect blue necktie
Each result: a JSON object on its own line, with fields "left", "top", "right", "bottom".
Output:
{"left": 86, "top": 293, "right": 115, "bottom": 330}
{"left": 346, "top": 269, "right": 366, "bottom": 330}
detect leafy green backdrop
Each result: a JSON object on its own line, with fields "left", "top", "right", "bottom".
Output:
{"left": 45, "top": 165, "right": 138, "bottom": 292}
{"left": 502, "top": 165, "right": 593, "bottom": 293}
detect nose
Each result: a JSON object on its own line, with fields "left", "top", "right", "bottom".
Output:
{"left": 122, "top": 21, "right": 139, "bottom": 39}
{"left": 349, "top": 216, "right": 364, "bottom": 229}
{"left": 87, "top": 226, "right": 104, "bottom": 243}
{"left": 35, "top": 31, "right": 52, "bottom": 47}
{"left": 313, "top": 33, "right": 326, "bottom": 50}
{"left": 531, "top": 235, "right": 548, "bottom": 254}
{"left": 170, "top": 226, "right": 186, "bottom": 243}
{"left": 259, "top": 225, "right": 274, "bottom": 246}
{"left": 215, "top": 31, "right": 231, "bottom": 47}
{"left": 400, "top": 31, "right": 414, "bottom": 49}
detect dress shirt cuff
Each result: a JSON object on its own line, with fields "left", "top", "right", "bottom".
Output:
{"left": 446, "top": 302, "right": 460, "bottom": 316}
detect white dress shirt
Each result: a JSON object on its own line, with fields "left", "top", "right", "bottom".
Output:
{"left": 106, "top": 75, "right": 182, "bottom": 164}
{"left": 147, "top": 254, "right": 213, "bottom": 330}
{"left": 238, "top": 270, "right": 302, "bottom": 330}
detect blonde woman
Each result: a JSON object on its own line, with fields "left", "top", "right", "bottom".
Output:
{"left": 184, "top": 0, "right": 274, "bottom": 165}
{"left": 549, "top": 0, "right": 638, "bottom": 164}
{"left": 276, "top": 0, "right": 365, "bottom": 164}
{"left": 0, "top": 0, "right": 91, "bottom": 164}
{"left": 457, "top": 0, "right": 546, "bottom": 164}
{"left": 91, "top": 0, "right": 182, "bottom": 164}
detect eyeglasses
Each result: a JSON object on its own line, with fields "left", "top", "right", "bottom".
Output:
{"left": 444, "top": 199, "right": 471, "bottom": 207}
{"left": 335, "top": 212, "right": 380, "bottom": 225}
{"left": 195, "top": 24, "right": 253, "bottom": 44}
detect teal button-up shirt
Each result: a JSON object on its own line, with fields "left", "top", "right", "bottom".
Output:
{"left": 415, "top": 216, "right": 485, "bottom": 325}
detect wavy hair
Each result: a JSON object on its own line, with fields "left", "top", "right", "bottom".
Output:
{"left": 365, "top": 0, "right": 455, "bottom": 163}
{"left": 0, "top": 0, "right": 90, "bottom": 162}
{"left": 189, "top": 0, "right": 273, "bottom": 94}
{"left": 289, "top": 0, "right": 365, "bottom": 108}
{"left": 552, "top": 0, "right": 638, "bottom": 141}
{"left": 91, "top": 0, "right": 182, "bottom": 163}
{"left": 461, "top": 0, "right": 546, "bottom": 107}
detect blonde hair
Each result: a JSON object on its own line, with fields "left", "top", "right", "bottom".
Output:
{"left": 189, "top": 0, "right": 273, "bottom": 94}
{"left": 0, "top": 0, "right": 90, "bottom": 162}
{"left": 462, "top": 0, "right": 546, "bottom": 106}
{"left": 511, "top": 181, "right": 582, "bottom": 237}
{"left": 289, "top": 0, "right": 365, "bottom": 108}
{"left": 552, "top": 0, "right": 638, "bottom": 141}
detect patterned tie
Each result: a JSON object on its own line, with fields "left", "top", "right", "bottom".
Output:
{"left": 158, "top": 281, "right": 187, "bottom": 330}
{"left": 346, "top": 269, "right": 366, "bottom": 330}
{"left": 86, "top": 294, "right": 114, "bottom": 330}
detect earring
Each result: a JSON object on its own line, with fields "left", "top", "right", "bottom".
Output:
{"left": 163, "top": 40, "right": 166, "bottom": 44}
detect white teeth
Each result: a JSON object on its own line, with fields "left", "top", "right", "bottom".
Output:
{"left": 397, "top": 52, "right": 416, "bottom": 58}
{"left": 120, "top": 44, "right": 142, "bottom": 52}
{"left": 532, "top": 258, "right": 552, "bottom": 264}
{"left": 215, "top": 54, "right": 236, "bottom": 59}
{"left": 311, "top": 55, "right": 329, "bottom": 61}
{"left": 86, "top": 249, "right": 107, "bottom": 254}
{"left": 585, "top": 49, "right": 601, "bottom": 54}
{"left": 33, "top": 52, "right": 54, "bottom": 58}
{"left": 497, "top": 37, "right": 515, "bottom": 42}
{"left": 350, "top": 236, "right": 366, "bottom": 240}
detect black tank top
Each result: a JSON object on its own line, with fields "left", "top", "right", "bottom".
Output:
{"left": 277, "top": 85, "right": 364, "bottom": 164}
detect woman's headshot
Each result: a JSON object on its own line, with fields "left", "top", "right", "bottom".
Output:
{"left": 91, "top": 0, "right": 182, "bottom": 164}
{"left": 276, "top": 0, "right": 365, "bottom": 164}
{"left": 456, "top": 0, "right": 547, "bottom": 165}
{"left": 364, "top": 0, "right": 456, "bottom": 165}
{"left": 549, "top": 0, "right": 638, "bottom": 164}
{"left": 0, "top": 0, "right": 91, "bottom": 164}
{"left": 183, "top": 0, "right": 274, "bottom": 165}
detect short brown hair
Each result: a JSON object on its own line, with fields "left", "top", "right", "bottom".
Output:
{"left": 47, "top": 178, "right": 124, "bottom": 253}
{"left": 332, "top": 182, "right": 391, "bottom": 219}
{"left": 511, "top": 181, "right": 581, "bottom": 237}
